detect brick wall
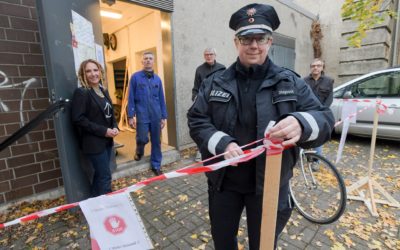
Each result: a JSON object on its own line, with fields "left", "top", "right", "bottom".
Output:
{"left": 0, "top": 0, "right": 62, "bottom": 205}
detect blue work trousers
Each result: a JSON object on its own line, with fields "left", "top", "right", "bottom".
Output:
{"left": 136, "top": 120, "right": 162, "bottom": 169}
{"left": 86, "top": 145, "right": 112, "bottom": 197}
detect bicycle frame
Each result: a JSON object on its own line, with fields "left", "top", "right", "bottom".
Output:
{"left": 298, "top": 148, "right": 318, "bottom": 189}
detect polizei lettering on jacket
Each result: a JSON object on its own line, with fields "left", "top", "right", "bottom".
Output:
{"left": 210, "top": 90, "right": 231, "bottom": 99}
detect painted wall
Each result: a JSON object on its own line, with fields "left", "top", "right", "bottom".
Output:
{"left": 172, "top": 0, "right": 316, "bottom": 147}
{"left": 294, "top": 0, "right": 344, "bottom": 85}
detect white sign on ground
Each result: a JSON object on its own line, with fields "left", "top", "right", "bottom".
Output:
{"left": 80, "top": 193, "right": 153, "bottom": 250}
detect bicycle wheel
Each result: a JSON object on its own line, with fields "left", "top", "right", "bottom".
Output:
{"left": 289, "top": 152, "right": 347, "bottom": 224}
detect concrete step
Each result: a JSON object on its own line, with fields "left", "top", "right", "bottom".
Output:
{"left": 112, "top": 149, "right": 181, "bottom": 179}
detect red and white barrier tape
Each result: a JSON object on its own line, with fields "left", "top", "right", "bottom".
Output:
{"left": 0, "top": 138, "right": 284, "bottom": 229}
{"left": 3, "top": 99, "right": 392, "bottom": 229}
{"left": 334, "top": 99, "right": 394, "bottom": 128}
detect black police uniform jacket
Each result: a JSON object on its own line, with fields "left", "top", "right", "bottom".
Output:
{"left": 187, "top": 58, "right": 334, "bottom": 194}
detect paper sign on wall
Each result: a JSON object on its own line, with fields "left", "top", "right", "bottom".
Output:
{"left": 80, "top": 193, "right": 153, "bottom": 250}
{"left": 71, "top": 10, "right": 96, "bottom": 85}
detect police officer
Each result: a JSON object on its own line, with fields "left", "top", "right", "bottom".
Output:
{"left": 187, "top": 3, "right": 334, "bottom": 249}
{"left": 128, "top": 51, "right": 167, "bottom": 176}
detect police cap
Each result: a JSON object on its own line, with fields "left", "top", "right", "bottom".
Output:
{"left": 229, "top": 3, "right": 280, "bottom": 36}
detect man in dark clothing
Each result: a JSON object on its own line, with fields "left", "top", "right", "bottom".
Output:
{"left": 187, "top": 3, "right": 334, "bottom": 250}
{"left": 303, "top": 58, "right": 334, "bottom": 107}
{"left": 303, "top": 58, "right": 334, "bottom": 161}
{"left": 192, "top": 48, "right": 225, "bottom": 101}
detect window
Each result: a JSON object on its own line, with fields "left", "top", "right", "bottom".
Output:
{"left": 333, "top": 87, "right": 346, "bottom": 98}
{"left": 350, "top": 71, "right": 400, "bottom": 98}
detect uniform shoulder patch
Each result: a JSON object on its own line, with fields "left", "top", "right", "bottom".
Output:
{"left": 209, "top": 89, "right": 232, "bottom": 102}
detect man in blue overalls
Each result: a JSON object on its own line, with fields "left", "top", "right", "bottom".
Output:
{"left": 128, "top": 51, "right": 167, "bottom": 176}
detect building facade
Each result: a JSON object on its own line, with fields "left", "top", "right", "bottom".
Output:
{"left": 0, "top": 0, "right": 316, "bottom": 206}
{"left": 295, "top": 0, "right": 400, "bottom": 84}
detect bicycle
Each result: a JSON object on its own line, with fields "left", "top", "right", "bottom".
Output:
{"left": 289, "top": 148, "right": 347, "bottom": 224}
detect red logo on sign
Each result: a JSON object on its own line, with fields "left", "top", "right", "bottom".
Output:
{"left": 104, "top": 215, "right": 127, "bottom": 235}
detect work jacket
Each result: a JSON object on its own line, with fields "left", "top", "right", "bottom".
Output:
{"left": 187, "top": 58, "right": 334, "bottom": 194}
{"left": 127, "top": 70, "right": 168, "bottom": 123}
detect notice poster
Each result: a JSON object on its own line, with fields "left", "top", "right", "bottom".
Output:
{"left": 80, "top": 193, "right": 153, "bottom": 250}
{"left": 71, "top": 10, "right": 96, "bottom": 84}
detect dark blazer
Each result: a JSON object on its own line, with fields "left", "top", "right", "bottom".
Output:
{"left": 71, "top": 87, "right": 118, "bottom": 154}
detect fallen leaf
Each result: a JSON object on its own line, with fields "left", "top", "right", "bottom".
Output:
{"left": 25, "top": 236, "right": 36, "bottom": 244}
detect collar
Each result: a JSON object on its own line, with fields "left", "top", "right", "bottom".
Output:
{"left": 213, "top": 57, "right": 288, "bottom": 97}
{"left": 142, "top": 70, "right": 154, "bottom": 79}
{"left": 308, "top": 71, "right": 325, "bottom": 81}
{"left": 235, "top": 57, "right": 270, "bottom": 79}
{"left": 205, "top": 61, "right": 216, "bottom": 67}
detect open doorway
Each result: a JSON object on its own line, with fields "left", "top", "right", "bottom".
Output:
{"left": 99, "top": 0, "right": 175, "bottom": 164}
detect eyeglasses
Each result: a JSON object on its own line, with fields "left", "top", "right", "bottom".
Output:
{"left": 204, "top": 53, "right": 215, "bottom": 56}
{"left": 237, "top": 35, "right": 270, "bottom": 45}
{"left": 311, "top": 64, "right": 323, "bottom": 68}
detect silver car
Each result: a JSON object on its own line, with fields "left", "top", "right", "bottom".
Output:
{"left": 330, "top": 67, "right": 400, "bottom": 140}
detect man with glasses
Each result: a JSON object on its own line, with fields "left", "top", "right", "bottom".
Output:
{"left": 192, "top": 48, "right": 225, "bottom": 101}
{"left": 187, "top": 3, "right": 334, "bottom": 249}
{"left": 304, "top": 58, "right": 334, "bottom": 170}
{"left": 192, "top": 48, "right": 225, "bottom": 162}
{"left": 304, "top": 58, "right": 334, "bottom": 108}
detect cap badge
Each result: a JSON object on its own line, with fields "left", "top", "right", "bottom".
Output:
{"left": 248, "top": 17, "right": 255, "bottom": 23}
{"left": 246, "top": 8, "right": 256, "bottom": 17}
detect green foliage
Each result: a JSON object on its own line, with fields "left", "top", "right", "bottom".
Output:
{"left": 341, "top": 0, "right": 397, "bottom": 47}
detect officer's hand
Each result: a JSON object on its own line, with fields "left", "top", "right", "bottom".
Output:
{"left": 224, "top": 142, "right": 243, "bottom": 166}
{"left": 128, "top": 117, "right": 136, "bottom": 129}
{"left": 268, "top": 116, "right": 302, "bottom": 147}
{"left": 161, "top": 119, "right": 166, "bottom": 129}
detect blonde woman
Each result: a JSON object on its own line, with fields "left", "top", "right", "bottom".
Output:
{"left": 71, "top": 59, "right": 118, "bottom": 197}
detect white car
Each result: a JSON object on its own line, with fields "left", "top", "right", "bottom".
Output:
{"left": 330, "top": 67, "right": 400, "bottom": 140}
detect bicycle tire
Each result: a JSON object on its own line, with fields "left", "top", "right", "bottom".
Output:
{"left": 289, "top": 152, "right": 347, "bottom": 224}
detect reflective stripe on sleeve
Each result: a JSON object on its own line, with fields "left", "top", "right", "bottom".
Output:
{"left": 297, "top": 112, "right": 319, "bottom": 141}
{"left": 208, "top": 131, "right": 229, "bottom": 155}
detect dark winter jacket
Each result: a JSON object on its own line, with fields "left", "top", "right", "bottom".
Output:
{"left": 192, "top": 61, "right": 226, "bottom": 101}
{"left": 303, "top": 73, "right": 334, "bottom": 107}
{"left": 187, "top": 58, "right": 334, "bottom": 194}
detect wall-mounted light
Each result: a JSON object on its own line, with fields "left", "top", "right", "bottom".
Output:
{"left": 100, "top": 9, "right": 122, "bottom": 19}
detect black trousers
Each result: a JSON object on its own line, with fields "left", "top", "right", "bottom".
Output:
{"left": 208, "top": 183, "right": 293, "bottom": 250}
